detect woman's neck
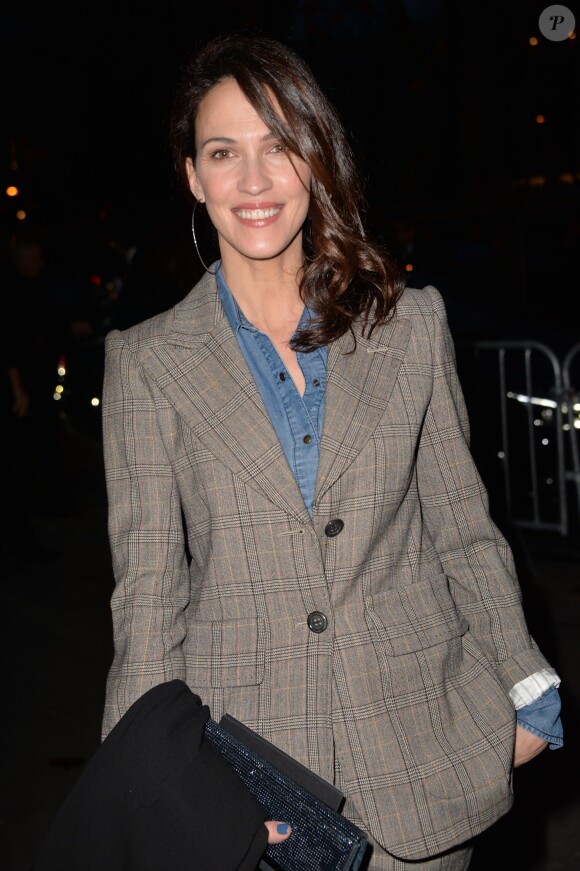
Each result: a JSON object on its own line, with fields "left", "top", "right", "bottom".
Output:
{"left": 220, "top": 252, "right": 305, "bottom": 336}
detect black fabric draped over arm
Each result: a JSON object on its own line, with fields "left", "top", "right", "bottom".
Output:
{"left": 32, "top": 680, "right": 269, "bottom": 871}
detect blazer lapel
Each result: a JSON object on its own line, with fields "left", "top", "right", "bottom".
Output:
{"left": 136, "top": 272, "right": 411, "bottom": 521}
{"left": 315, "top": 313, "right": 412, "bottom": 503}
{"left": 136, "top": 273, "right": 311, "bottom": 523}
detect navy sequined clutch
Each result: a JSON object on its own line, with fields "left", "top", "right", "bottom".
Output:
{"left": 204, "top": 715, "right": 369, "bottom": 871}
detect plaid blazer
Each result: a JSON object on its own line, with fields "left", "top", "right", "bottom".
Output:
{"left": 101, "top": 272, "right": 551, "bottom": 860}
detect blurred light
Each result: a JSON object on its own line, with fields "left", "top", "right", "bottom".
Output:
{"left": 91, "top": 397, "right": 100, "bottom": 407}
{"left": 6, "top": 185, "right": 19, "bottom": 197}
{"left": 405, "top": 263, "right": 413, "bottom": 272}
{"left": 57, "top": 364, "right": 66, "bottom": 377}
{"left": 507, "top": 391, "right": 557, "bottom": 408}
{"left": 541, "top": 438, "right": 549, "bottom": 445}
{"left": 559, "top": 172, "right": 575, "bottom": 184}
{"left": 570, "top": 31, "right": 576, "bottom": 39}
{"left": 529, "top": 175, "right": 546, "bottom": 187}
{"left": 53, "top": 392, "right": 62, "bottom": 401}
{"left": 9, "top": 160, "right": 18, "bottom": 170}
{"left": 55, "top": 384, "right": 64, "bottom": 394}
{"left": 575, "top": 419, "right": 580, "bottom": 429}
{"left": 529, "top": 36, "right": 539, "bottom": 45}
{"left": 535, "top": 114, "right": 546, "bottom": 124}
{"left": 90, "top": 274, "right": 102, "bottom": 286}
{"left": 16, "top": 210, "right": 26, "bottom": 221}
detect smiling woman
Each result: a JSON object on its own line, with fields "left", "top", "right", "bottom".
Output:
{"left": 185, "top": 77, "right": 312, "bottom": 271}
{"left": 93, "top": 32, "right": 562, "bottom": 871}
{"left": 168, "top": 33, "right": 405, "bottom": 350}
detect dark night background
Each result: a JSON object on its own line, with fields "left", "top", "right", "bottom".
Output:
{"left": 2, "top": 0, "right": 579, "bottom": 354}
{"left": 1, "top": 4, "right": 580, "bottom": 871}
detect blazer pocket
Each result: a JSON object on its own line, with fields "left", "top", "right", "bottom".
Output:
{"left": 185, "top": 617, "right": 267, "bottom": 688}
{"left": 366, "top": 572, "right": 468, "bottom": 655}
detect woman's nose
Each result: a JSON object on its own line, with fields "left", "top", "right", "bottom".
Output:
{"left": 237, "top": 155, "right": 273, "bottom": 195}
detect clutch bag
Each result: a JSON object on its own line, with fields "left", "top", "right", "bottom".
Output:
{"left": 204, "top": 715, "right": 369, "bottom": 871}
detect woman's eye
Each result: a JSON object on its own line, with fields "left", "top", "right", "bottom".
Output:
{"left": 211, "top": 149, "right": 232, "bottom": 160}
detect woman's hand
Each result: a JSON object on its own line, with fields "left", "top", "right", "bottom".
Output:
{"left": 264, "top": 821, "right": 292, "bottom": 844}
{"left": 514, "top": 724, "right": 548, "bottom": 767}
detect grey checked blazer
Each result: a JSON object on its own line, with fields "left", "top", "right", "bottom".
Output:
{"left": 101, "top": 272, "right": 552, "bottom": 861}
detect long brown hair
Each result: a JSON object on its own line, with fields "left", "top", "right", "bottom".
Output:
{"left": 169, "top": 33, "right": 406, "bottom": 349}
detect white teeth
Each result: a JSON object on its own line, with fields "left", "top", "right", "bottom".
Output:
{"left": 235, "top": 207, "right": 280, "bottom": 219}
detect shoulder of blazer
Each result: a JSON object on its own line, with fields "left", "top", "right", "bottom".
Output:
{"left": 396, "top": 284, "right": 445, "bottom": 317}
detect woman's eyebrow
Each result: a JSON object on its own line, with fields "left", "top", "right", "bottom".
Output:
{"left": 199, "top": 136, "right": 236, "bottom": 149}
{"left": 200, "top": 131, "right": 279, "bottom": 150}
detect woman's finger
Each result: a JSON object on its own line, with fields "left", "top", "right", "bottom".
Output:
{"left": 264, "top": 821, "right": 292, "bottom": 844}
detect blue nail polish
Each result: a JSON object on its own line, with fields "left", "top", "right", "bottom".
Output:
{"left": 277, "top": 823, "right": 289, "bottom": 835}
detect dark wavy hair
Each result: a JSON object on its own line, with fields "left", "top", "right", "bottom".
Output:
{"left": 169, "top": 33, "right": 406, "bottom": 350}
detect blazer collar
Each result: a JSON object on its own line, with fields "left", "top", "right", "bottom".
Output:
{"left": 169, "top": 269, "right": 225, "bottom": 345}
{"left": 138, "top": 273, "right": 411, "bottom": 524}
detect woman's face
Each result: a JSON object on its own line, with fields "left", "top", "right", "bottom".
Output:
{"left": 186, "top": 78, "right": 311, "bottom": 267}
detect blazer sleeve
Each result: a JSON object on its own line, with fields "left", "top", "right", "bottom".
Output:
{"left": 415, "top": 286, "right": 555, "bottom": 692}
{"left": 32, "top": 680, "right": 269, "bottom": 871}
{"left": 100, "top": 328, "right": 191, "bottom": 739}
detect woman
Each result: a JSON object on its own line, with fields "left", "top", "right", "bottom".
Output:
{"left": 101, "top": 34, "right": 563, "bottom": 869}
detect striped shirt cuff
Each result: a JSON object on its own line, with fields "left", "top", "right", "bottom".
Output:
{"left": 509, "top": 667, "right": 561, "bottom": 709}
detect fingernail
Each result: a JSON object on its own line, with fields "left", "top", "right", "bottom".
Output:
{"left": 277, "top": 823, "right": 290, "bottom": 835}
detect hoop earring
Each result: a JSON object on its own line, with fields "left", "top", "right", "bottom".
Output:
{"left": 191, "top": 200, "right": 218, "bottom": 275}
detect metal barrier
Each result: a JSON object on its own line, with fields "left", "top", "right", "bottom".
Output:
{"left": 456, "top": 340, "right": 568, "bottom": 536}
{"left": 562, "top": 342, "right": 580, "bottom": 527}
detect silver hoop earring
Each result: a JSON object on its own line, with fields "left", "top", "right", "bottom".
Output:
{"left": 191, "top": 200, "right": 218, "bottom": 274}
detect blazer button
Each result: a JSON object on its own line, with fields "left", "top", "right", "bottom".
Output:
{"left": 324, "top": 518, "right": 344, "bottom": 537}
{"left": 307, "top": 611, "right": 328, "bottom": 633}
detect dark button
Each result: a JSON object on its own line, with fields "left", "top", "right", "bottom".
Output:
{"left": 279, "top": 372, "right": 286, "bottom": 381}
{"left": 324, "top": 518, "right": 344, "bottom": 537}
{"left": 307, "top": 611, "right": 328, "bottom": 633}
{"left": 303, "top": 434, "right": 312, "bottom": 444}
{"left": 313, "top": 378, "right": 321, "bottom": 387}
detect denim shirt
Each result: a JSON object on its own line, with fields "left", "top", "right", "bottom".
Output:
{"left": 217, "top": 265, "right": 327, "bottom": 515}
{"left": 216, "top": 264, "right": 563, "bottom": 749}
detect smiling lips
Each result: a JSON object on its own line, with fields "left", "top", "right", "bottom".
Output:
{"left": 232, "top": 205, "right": 282, "bottom": 221}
